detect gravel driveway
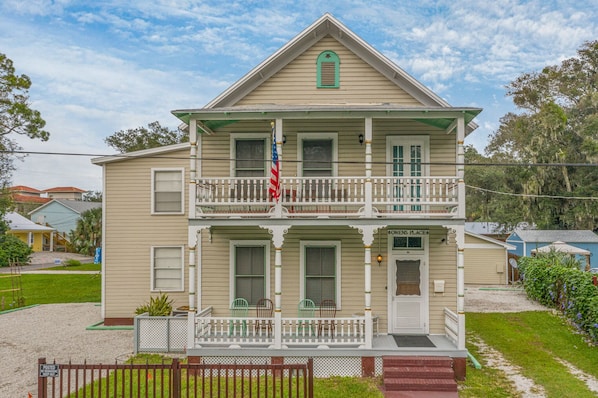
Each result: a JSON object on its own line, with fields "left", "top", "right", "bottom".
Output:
{"left": 0, "top": 303, "right": 133, "bottom": 397}
{"left": 1, "top": 285, "right": 548, "bottom": 396}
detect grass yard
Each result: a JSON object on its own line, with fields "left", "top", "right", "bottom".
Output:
{"left": 0, "top": 273, "right": 101, "bottom": 306}
{"left": 462, "top": 311, "right": 598, "bottom": 398}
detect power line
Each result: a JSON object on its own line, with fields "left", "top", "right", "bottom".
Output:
{"left": 4, "top": 150, "right": 598, "bottom": 168}
{"left": 466, "top": 185, "right": 598, "bottom": 200}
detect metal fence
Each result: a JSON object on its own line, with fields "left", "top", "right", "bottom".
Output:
{"left": 38, "top": 357, "right": 313, "bottom": 397}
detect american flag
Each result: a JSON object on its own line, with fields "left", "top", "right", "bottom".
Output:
{"left": 268, "top": 122, "right": 281, "bottom": 201}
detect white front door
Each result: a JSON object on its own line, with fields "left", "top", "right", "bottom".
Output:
{"left": 388, "top": 232, "right": 429, "bottom": 334}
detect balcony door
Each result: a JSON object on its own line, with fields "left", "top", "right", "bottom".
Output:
{"left": 386, "top": 136, "right": 429, "bottom": 212}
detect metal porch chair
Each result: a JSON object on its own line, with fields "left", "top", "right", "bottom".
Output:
{"left": 297, "top": 298, "right": 316, "bottom": 335}
{"left": 229, "top": 298, "right": 248, "bottom": 336}
{"left": 317, "top": 299, "right": 337, "bottom": 337}
{"left": 254, "top": 298, "right": 274, "bottom": 336}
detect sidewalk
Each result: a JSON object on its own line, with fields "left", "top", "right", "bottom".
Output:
{"left": 0, "top": 252, "right": 95, "bottom": 273}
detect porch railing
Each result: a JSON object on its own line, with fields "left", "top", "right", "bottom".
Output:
{"left": 444, "top": 308, "right": 458, "bottom": 347}
{"left": 195, "top": 176, "right": 459, "bottom": 217}
{"left": 193, "top": 315, "right": 366, "bottom": 348}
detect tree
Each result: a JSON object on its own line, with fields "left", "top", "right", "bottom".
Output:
{"left": 83, "top": 191, "right": 102, "bottom": 202}
{"left": 104, "top": 121, "right": 187, "bottom": 153}
{"left": 470, "top": 40, "right": 598, "bottom": 230}
{"left": 0, "top": 53, "right": 49, "bottom": 228}
{"left": 68, "top": 207, "right": 101, "bottom": 256}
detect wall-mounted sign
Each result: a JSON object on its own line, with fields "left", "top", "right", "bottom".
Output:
{"left": 388, "top": 229, "right": 429, "bottom": 236}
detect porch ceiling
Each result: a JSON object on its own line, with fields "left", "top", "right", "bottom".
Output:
{"left": 172, "top": 105, "right": 481, "bottom": 134}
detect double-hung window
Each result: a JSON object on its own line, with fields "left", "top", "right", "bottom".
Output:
{"left": 300, "top": 241, "right": 341, "bottom": 307}
{"left": 151, "top": 246, "right": 184, "bottom": 291}
{"left": 231, "top": 241, "right": 269, "bottom": 306}
{"left": 298, "top": 133, "right": 337, "bottom": 199}
{"left": 152, "top": 168, "right": 184, "bottom": 214}
{"left": 232, "top": 136, "right": 268, "bottom": 200}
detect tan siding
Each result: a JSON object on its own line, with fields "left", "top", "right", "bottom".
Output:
{"left": 237, "top": 36, "right": 423, "bottom": 106}
{"left": 464, "top": 235, "right": 507, "bottom": 285}
{"left": 200, "top": 119, "right": 456, "bottom": 179}
{"left": 103, "top": 149, "right": 190, "bottom": 318}
{"left": 428, "top": 228, "right": 457, "bottom": 334}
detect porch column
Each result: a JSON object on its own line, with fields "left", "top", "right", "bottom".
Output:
{"left": 455, "top": 225, "right": 466, "bottom": 350}
{"left": 456, "top": 116, "right": 465, "bottom": 219}
{"left": 272, "top": 119, "right": 284, "bottom": 218}
{"left": 351, "top": 224, "right": 385, "bottom": 349}
{"left": 49, "top": 231, "right": 54, "bottom": 252}
{"left": 187, "top": 225, "right": 209, "bottom": 350}
{"left": 364, "top": 117, "right": 373, "bottom": 218}
{"left": 189, "top": 118, "right": 197, "bottom": 219}
{"left": 260, "top": 225, "right": 290, "bottom": 349}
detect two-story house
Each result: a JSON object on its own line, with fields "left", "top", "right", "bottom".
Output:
{"left": 93, "top": 14, "right": 480, "bottom": 382}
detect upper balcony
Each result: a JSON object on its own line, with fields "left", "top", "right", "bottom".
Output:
{"left": 193, "top": 175, "right": 462, "bottom": 219}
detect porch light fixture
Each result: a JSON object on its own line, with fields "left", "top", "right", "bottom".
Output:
{"left": 282, "top": 135, "right": 287, "bottom": 145}
{"left": 376, "top": 229, "right": 383, "bottom": 266}
{"left": 359, "top": 134, "right": 364, "bottom": 145}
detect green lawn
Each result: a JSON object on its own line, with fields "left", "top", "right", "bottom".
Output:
{"left": 461, "top": 311, "right": 598, "bottom": 398}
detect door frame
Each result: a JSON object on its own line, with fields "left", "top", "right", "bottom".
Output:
{"left": 386, "top": 229, "right": 429, "bottom": 334}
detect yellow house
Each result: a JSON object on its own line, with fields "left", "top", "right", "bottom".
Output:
{"left": 5, "top": 212, "right": 55, "bottom": 252}
{"left": 93, "top": 14, "right": 481, "bottom": 385}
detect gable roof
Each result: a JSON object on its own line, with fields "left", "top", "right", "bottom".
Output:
{"left": 9, "top": 185, "right": 43, "bottom": 194}
{"left": 91, "top": 142, "right": 190, "bottom": 165}
{"left": 531, "top": 241, "right": 590, "bottom": 255}
{"left": 465, "top": 231, "right": 516, "bottom": 250}
{"left": 511, "top": 230, "right": 598, "bottom": 243}
{"left": 4, "top": 212, "right": 54, "bottom": 232}
{"left": 28, "top": 199, "right": 101, "bottom": 216}
{"left": 172, "top": 13, "right": 481, "bottom": 134}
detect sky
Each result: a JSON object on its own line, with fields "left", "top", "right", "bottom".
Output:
{"left": 1, "top": 0, "right": 597, "bottom": 193}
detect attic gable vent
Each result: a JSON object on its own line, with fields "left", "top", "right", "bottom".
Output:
{"left": 317, "top": 51, "right": 340, "bottom": 88}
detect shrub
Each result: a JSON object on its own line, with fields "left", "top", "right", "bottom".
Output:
{"left": 520, "top": 256, "right": 598, "bottom": 343}
{"left": 0, "top": 234, "right": 33, "bottom": 267}
{"left": 63, "top": 259, "right": 82, "bottom": 267}
{"left": 135, "top": 293, "right": 173, "bottom": 316}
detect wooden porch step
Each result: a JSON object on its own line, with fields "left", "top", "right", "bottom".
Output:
{"left": 382, "top": 356, "right": 457, "bottom": 396}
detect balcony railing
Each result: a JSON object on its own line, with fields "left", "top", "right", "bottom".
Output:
{"left": 194, "top": 176, "right": 460, "bottom": 218}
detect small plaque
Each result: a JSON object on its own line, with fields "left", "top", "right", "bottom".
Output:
{"left": 39, "top": 364, "right": 59, "bottom": 378}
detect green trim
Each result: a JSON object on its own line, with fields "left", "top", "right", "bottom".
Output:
{"left": 86, "top": 321, "right": 133, "bottom": 331}
{"left": 317, "top": 50, "right": 340, "bottom": 88}
{"left": 0, "top": 304, "right": 39, "bottom": 315}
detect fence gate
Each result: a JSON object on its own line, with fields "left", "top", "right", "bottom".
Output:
{"left": 37, "top": 357, "right": 313, "bottom": 397}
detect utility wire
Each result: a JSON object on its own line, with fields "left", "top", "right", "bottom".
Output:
{"left": 4, "top": 150, "right": 598, "bottom": 168}
{"left": 466, "top": 185, "right": 598, "bottom": 200}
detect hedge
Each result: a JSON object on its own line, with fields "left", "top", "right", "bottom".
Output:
{"left": 519, "top": 256, "right": 598, "bottom": 343}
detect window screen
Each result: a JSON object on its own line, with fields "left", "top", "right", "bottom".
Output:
{"left": 302, "top": 139, "right": 333, "bottom": 177}
{"left": 153, "top": 247, "right": 183, "bottom": 290}
{"left": 235, "top": 246, "right": 265, "bottom": 305}
{"left": 304, "top": 246, "right": 336, "bottom": 306}
{"left": 235, "top": 139, "right": 266, "bottom": 177}
{"left": 153, "top": 170, "right": 183, "bottom": 213}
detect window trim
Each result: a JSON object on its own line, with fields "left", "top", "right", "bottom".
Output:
{"left": 296, "top": 133, "right": 338, "bottom": 177}
{"left": 316, "top": 50, "right": 340, "bottom": 88}
{"left": 151, "top": 168, "right": 185, "bottom": 215}
{"left": 299, "top": 240, "right": 342, "bottom": 309}
{"left": 150, "top": 245, "right": 184, "bottom": 292}
{"left": 229, "top": 133, "right": 271, "bottom": 177}
{"left": 229, "top": 240, "right": 271, "bottom": 306}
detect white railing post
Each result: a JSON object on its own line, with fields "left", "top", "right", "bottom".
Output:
{"left": 187, "top": 311, "right": 196, "bottom": 350}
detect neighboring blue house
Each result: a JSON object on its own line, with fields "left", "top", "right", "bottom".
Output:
{"left": 506, "top": 230, "right": 598, "bottom": 269}
{"left": 28, "top": 199, "right": 101, "bottom": 235}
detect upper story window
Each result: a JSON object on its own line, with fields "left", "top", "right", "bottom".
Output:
{"left": 233, "top": 137, "right": 267, "bottom": 177}
{"left": 317, "top": 51, "right": 340, "bottom": 88}
{"left": 298, "top": 133, "right": 337, "bottom": 177}
{"left": 152, "top": 168, "right": 184, "bottom": 214}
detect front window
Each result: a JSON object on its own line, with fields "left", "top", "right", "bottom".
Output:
{"left": 151, "top": 246, "right": 184, "bottom": 291}
{"left": 231, "top": 242, "right": 269, "bottom": 306}
{"left": 235, "top": 139, "right": 266, "bottom": 177}
{"left": 300, "top": 241, "right": 341, "bottom": 307}
{"left": 152, "top": 169, "right": 184, "bottom": 214}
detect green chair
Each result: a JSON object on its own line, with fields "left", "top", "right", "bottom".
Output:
{"left": 229, "top": 298, "right": 248, "bottom": 336}
{"left": 297, "top": 299, "right": 316, "bottom": 335}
